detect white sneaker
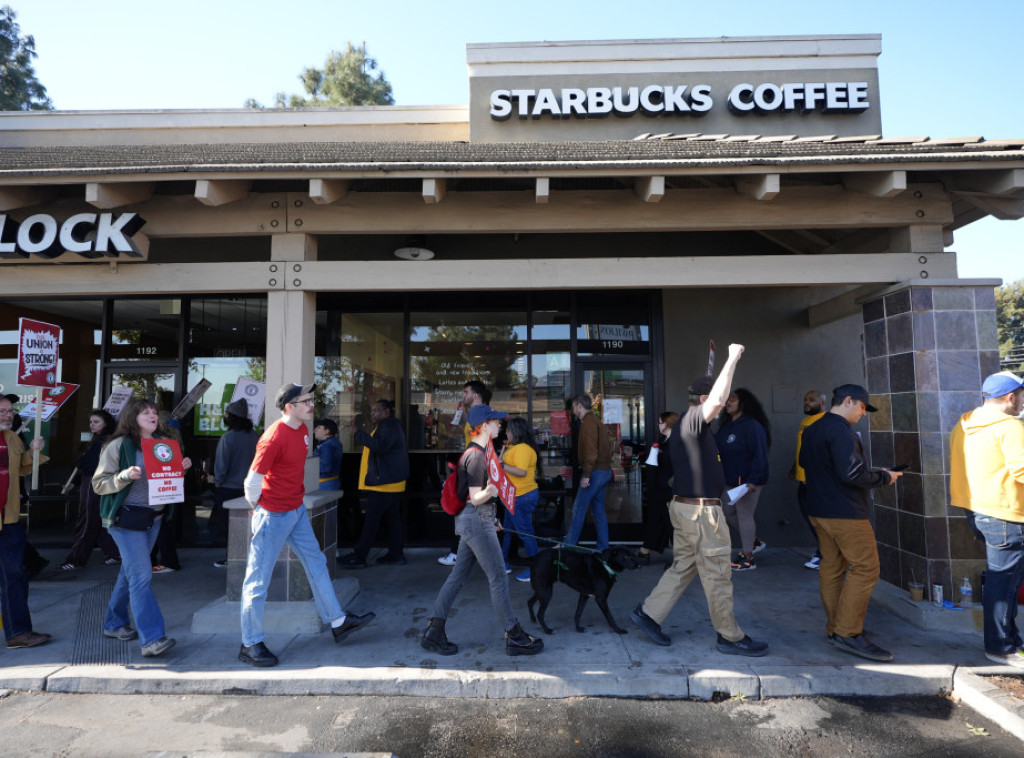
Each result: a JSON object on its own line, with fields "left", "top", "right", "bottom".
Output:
{"left": 437, "top": 552, "right": 457, "bottom": 567}
{"left": 804, "top": 555, "right": 821, "bottom": 570}
{"left": 985, "top": 648, "right": 1024, "bottom": 670}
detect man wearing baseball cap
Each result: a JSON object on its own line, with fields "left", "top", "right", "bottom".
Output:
{"left": 238, "top": 382, "right": 374, "bottom": 667}
{"left": 800, "top": 383, "right": 902, "bottom": 662}
{"left": 950, "top": 370, "right": 1024, "bottom": 669}
{"left": 0, "top": 393, "right": 52, "bottom": 649}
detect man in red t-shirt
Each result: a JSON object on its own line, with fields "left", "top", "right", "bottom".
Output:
{"left": 0, "top": 393, "right": 52, "bottom": 649}
{"left": 238, "top": 382, "right": 375, "bottom": 667}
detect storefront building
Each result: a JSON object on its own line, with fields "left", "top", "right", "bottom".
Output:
{"left": 1, "top": 35, "right": 1021, "bottom": 599}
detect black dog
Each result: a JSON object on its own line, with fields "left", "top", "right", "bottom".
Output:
{"left": 527, "top": 546, "right": 640, "bottom": 634}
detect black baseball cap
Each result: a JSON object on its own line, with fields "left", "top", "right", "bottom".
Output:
{"left": 0, "top": 393, "right": 19, "bottom": 405}
{"left": 275, "top": 382, "right": 316, "bottom": 410}
{"left": 688, "top": 376, "right": 714, "bottom": 396}
{"left": 833, "top": 383, "right": 878, "bottom": 413}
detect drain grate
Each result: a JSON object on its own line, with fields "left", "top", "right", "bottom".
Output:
{"left": 70, "top": 582, "right": 132, "bottom": 665}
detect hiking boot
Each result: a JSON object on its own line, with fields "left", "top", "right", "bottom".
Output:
{"left": 421, "top": 617, "right": 458, "bottom": 656}
{"left": 731, "top": 552, "right": 756, "bottom": 571}
{"left": 103, "top": 625, "right": 138, "bottom": 641}
{"left": 716, "top": 633, "right": 769, "bottom": 657}
{"left": 333, "top": 612, "right": 376, "bottom": 643}
{"left": 631, "top": 603, "right": 671, "bottom": 646}
{"left": 6, "top": 631, "right": 52, "bottom": 649}
{"left": 505, "top": 623, "right": 543, "bottom": 656}
{"left": 141, "top": 636, "right": 176, "bottom": 657}
{"left": 828, "top": 633, "right": 893, "bottom": 662}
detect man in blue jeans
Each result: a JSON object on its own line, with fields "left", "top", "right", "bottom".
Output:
{"left": 564, "top": 394, "right": 613, "bottom": 552}
{"left": 239, "top": 382, "right": 375, "bottom": 667}
{"left": 950, "top": 370, "right": 1024, "bottom": 669}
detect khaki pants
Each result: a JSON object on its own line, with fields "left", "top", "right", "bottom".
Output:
{"left": 810, "top": 516, "right": 879, "bottom": 638}
{"left": 642, "top": 499, "right": 744, "bottom": 642}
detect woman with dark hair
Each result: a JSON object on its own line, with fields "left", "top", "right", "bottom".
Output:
{"left": 211, "top": 399, "right": 258, "bottom": 567}
{"left": 716, "top": 388, "right": 771, "bottom": 572}
{"left": 637, "top": 411, "right": 680, "bottom": 565}
{"left": 500, "top": 415, "right": 541, "bottom": 583}
{"left": 57, "top": 409, "right": 120, "bottom": 571}
{"left": 313, "top": 417, "right": 342, "bottom": 490}
{"left": 92, "top": 397, "right": 192, "bottom": 656}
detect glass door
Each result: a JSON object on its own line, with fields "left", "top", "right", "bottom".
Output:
{"left": 576, "top": 363, "right": 651, "bottom": 542}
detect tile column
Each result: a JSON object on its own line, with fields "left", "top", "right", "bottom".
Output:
{"left": 862, "top": 281, "right": 1000, "bottom": 603}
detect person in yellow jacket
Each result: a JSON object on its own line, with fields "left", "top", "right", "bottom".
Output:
{"left": 338, "top": 399, "right": 409, "bottom": 568}
{"left": 949, "top": 370, "right": 1024, "bottom": 669}
{"left": 0, "top": 393, "right": 51, "bottom": 649}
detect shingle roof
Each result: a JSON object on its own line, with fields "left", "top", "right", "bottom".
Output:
{"left": 1, "top": 135, "right": 1022, "bottom": 178}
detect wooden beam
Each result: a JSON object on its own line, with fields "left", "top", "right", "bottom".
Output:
{"left": 0, "top": 187, "right": 53, "bottom": 211}
{"left": 308, "top": 179, "right": 348, "bottom": 205}
{"left": 843, "top": 170, "right": 907, "bottom": 198}
{"left": 956, "top": 192, "right": 1024, "bottom": 220}
{"left": 807, "top": 284, "right": 893, "bottom": 328}
{"left": 635, "top": 176, "right": 665, "bottom": 203}
{"left": 0, "top": 261, "right": 284, "bottom": 294}
{"left": 195, "top": 179, "right": 251, "bottom": 207}
{"left": 888, "top": 224, "right": 945, "bottom": 253}
{"left": 422, "top": 178, "right": 446, "bottom": 204}
{"left": 736, "top": 174, "right": 780, "bottom": 201}
{"left": 535, "top": 177, "right": 550, "bottom": 204}
{"left": 85, "top": 182, "right": 154, "bottom": 209}
{"left": 949, "top": 169, "right": 1024, "bottom": 195}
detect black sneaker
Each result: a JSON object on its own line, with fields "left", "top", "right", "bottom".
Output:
{"left": 630, "top": 603, "right": 671, "bottom": 646}
{"left": 828, "top": 633, "right": 893, "bottom": 662}
{"left": 336, "top": 553, "right": 368, "bottom": 569}
{"left": 716, "top": 633, "right": 769, "bottom": 657}
{"left": 239, "top": 641, "right": 278, "bottom": 667}
{"left": 333, "top": 612, "right": 376, "bottom": 643}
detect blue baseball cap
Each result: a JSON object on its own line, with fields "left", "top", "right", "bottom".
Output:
{"left": 467, "top": 404, "right": 507, "bottom": 428}
{"left": 982, "top": 371, "right": 1024, "bottom": 399}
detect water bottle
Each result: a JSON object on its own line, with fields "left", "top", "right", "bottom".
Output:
{"left": 960, "top": 577, "right": 973, "bottom": 609}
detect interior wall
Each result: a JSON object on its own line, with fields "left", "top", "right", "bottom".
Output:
{"left": 661, "top": 285, "right": 867, "bottom": 549}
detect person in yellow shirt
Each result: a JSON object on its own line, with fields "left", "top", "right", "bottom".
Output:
{"left": 788, "top": 390, "right": 827, "bottom": 570}
{"left": 500, "top": 416, "right": 541, "bottom": 583}
{"left": 338, "top": 399, "right": 409, "bottom": 569}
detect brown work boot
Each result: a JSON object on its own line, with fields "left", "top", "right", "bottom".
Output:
{"left": 6, "top": 631, "right": 52, "bottom": 649}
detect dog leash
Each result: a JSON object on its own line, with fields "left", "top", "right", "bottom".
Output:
{"left": 500, "top": 527, "right": 619, "bottom": 579}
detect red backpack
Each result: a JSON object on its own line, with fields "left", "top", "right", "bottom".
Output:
{"left": 440, "top": 447, "right": 483, "bottom": 516}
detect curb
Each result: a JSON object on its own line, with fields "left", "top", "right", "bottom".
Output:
{"left": 3, "top": 662, "right": 956, "bottom": 700}
{"left": 953, "top": 667, "right": 1024, "bottom": 742}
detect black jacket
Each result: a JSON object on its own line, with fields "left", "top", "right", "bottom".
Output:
{"left": 799, "top": 412, "right": 890, "bottom": 520}
{"left": 356, "top": 415, "right": 409, "bottom": 487}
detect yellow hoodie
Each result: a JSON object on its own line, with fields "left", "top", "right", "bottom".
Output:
{"left": 949, "top": 404, "right": 1024, "bottom": 523}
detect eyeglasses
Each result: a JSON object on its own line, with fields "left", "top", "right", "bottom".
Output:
{"left": 292, "top": 398, "right": 315, "bottom": 407}
{"left": 0, "top": 408, "right": 14, "bottom": 415}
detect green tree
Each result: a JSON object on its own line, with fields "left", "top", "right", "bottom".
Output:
{"left": 0, "top": 5, "right": 52, "bottom": 111}
{"left": 996, "top": 280, "right": 1024, "bottom": 372}
{"left": 247, "top": 43, "right": 394, "bottom": 108}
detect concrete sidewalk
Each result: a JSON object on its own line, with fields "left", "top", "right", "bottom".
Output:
{"left": 1, "top": 544, "right": 1019, "bottom": 706}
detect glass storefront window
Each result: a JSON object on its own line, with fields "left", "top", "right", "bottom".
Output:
{"left": 410, "top": 311, "right": 526, "bottom": 451}
{"left": 188, "top": 297, "right": 268, "bottom": 437}
{"left": 110, "top": 299, "right": 182, "bottom": 362}
{"left": 319, "top": 311, "right": 405, "bottom": 453}
{"left": 108, "top": 370, "right": 177, "bottom": 412}
{"left": 529, "top": 306, "right": 572, "bottom": 485}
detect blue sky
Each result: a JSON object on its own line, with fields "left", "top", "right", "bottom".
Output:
{"left": 16, "top": 0, "right": 1024, "bottom": 282}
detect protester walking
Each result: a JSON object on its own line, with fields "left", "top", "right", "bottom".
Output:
{"left": 92, "top": 398, "right": 188, "bottom": 657}
{"left": 500, "top": 416, "right": 541, "bottom": 583}
{"left": 58, "top": 409, "right": 120, "bottom": 571}
{"left": 422, "top": 404, "right": 543, "bottom": 657}
{"left": 564, "top": 394, "right": 613, "bottom": 552}
{"left": 637, "top": 411, "right": 679, "bottom": 565}
{"left": 716, "top": 388, "right": 770, "bottom": 571}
